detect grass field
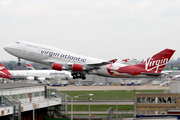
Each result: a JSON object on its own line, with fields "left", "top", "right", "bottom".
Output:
{"left": 61, "top": 90, "right": 165, "bottom": 100}
{"left": 68, "top": 114, "right": 134, "bottom": 118}
{"left": 68, "top": 114, "right": 133, "bottom": 116}
{"left": 67, "top": 105, "right": 134, "bottom": 111}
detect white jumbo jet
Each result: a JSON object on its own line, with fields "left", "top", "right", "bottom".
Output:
{"left": 4, "top": 41, "right": 175, "bottom": 80}
{"left": 0, "top": 62, "right": 72, "bottom": 81}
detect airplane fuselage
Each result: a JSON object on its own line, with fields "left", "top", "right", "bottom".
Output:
{"left": 4, "top": 41, "right": 175, "bottom": 79}
{"left": 9, "top": 70, "right": 72, "bottom": 80}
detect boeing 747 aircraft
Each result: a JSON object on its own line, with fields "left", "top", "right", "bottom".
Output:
{"left": 0, "top": 62, "right": 72, "bottom": 81}
{"left": 4, "top": 41, "right": 175, "bottom": 79}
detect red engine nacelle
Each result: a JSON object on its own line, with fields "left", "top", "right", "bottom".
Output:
{"left": 52, "top": 63, "right": 85, "bottom": 72}
{"left": 52, "top": 63, "right": 64, "bottom": 71}
{"left": 72, "top": 63, "right": 85, "bottom": 71}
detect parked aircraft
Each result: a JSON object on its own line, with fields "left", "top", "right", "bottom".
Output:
{"left": 0, "top": 62, "right": 72, "bottom": 81}
{"left": 171, "top": 75, "right": 180, "bottom": 80}
{"left": 4, "top": 41, "right": 175, "bottom": 79}
{"left": 25, "top": 62, "right": 72, "bottom": 81}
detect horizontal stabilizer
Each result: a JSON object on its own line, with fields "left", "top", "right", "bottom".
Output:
{"left": 141, "top": 72, "right": 163, "bottom": 76}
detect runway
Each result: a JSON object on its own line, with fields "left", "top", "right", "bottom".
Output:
{"left": 48, "top": 85, "right": 169, "bottom": 91}
{"left": 67, "top": 111, "right": 134, "bottom": 114}
{"left": 67, "top": 100, "right": 134, "bottom": 105}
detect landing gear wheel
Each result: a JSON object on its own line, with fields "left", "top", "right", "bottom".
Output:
{"left": 82, "top": 76, "right": 86, "bottom": 80}
{"left": 17, "top": 58, "right": 21, "bottom": 66}
{"left": 81, "top": 74, "right": 86, "bottom": 80}
{"left": 17, "top": 62, "right": 21, "bottom": 66}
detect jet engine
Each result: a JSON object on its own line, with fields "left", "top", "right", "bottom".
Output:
{"left": 72, "top": 63, "right": 86, "bottom": 71}
{"left": 52, "top": 63, "right": 66, "bottom": 71}
{"left": 52, "top": 63, "right": 86, "bottom": 71}
{"left": 52, "top": 63, "right": 87, "bottom": 80}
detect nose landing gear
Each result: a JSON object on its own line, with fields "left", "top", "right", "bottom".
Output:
{"left": 17, "top": 58, "right": 21, "bottom": 66}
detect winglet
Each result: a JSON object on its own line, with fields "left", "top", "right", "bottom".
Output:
{"left": 122, "top": 58, "right": 129, "bottom": 63}
{"left": 109, "top": 59, "right": 118, "bottom": 63}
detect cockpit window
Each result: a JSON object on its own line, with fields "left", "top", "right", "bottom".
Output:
{"left": 15, "top": 42, "right": 20, "bottom": 44}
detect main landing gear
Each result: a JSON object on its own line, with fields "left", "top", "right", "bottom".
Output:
{"left": 71, "top": 72, "right": 86, "bottom": 80}
{"left": 17, "top": 58, "right": 21, "bottom": 66}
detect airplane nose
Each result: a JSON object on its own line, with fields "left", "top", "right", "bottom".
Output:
{"left": 4, "top": 44, "right": 11, "bottom": 52}
{"left": 4, "top": 45, "right": 9, "bottom": 52}
{"left": 4, "top": 44, "right": 14, "bottom": 53}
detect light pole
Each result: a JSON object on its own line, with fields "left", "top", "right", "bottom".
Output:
{"left": 88, "top": 94, "right": 93, "bottom": 120}
{"left": 71, "top": 97, "right": 73, "bottom": 120}
{"left": 116, "top": 91, "right": 118, "bottom": 120}
{"left": 66, "top": 95, "right": 73, "bottom": 120}
{"left": 74, "top": 100, "right": 77, "bottom": 111}
{"left": 74, "top": 94, "right": 93, "bottom": 120}
{"left": 105, "top": 90, "right": 119, "bottom": 120}
{"left": 133, "top": 88, "right": 136, "bottom": 117}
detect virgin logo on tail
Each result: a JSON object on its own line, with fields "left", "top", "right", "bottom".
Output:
{"left": 136, "top": 48, "right": 175, "bottom": 73}
{"left": 143, "top": 57, "right": 169, "bottom": 73}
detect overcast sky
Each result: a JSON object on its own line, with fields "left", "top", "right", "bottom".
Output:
{"left": 0, "top": 0, "right": 180, "bottom": 61}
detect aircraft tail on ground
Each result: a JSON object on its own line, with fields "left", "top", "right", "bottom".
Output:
{"left": 0, "top": 63, "right": 11, "bottom": 79}
{"left": 25, "top": 62, "right": 35, "bottom": 70}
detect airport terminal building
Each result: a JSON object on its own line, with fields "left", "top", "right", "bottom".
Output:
{"left": 134, "top": 80, "right": 180, "bottom": 119}
{"left": 0, "top": 83, "right": 67, "bottom": 120}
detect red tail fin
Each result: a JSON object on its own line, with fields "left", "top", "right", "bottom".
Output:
{"left": 136, "top": 48, "right": 175, "bottom": 73}
{"left": 25, "top": 62, "right": 35, "bottom": 70}
{"left": 0, "top": 63, "right": 11, "bottom": 79}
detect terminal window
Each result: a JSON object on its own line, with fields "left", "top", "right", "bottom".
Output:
{"left": 34, "top": 92, "right": 40, "bottom": 97}
{"left": 137, "top": 97, "right": 176, "bottom": 103}
{"left": 41, "top": 91, "right": 44, "bottom": 96}
{"left": 12, "top": 94, "right": 18, "bottom": 100}
{"left": 158, "top": 97, "right": 176, "bottom": 103}
{"left": 20, "top": 93, "right": 26, "bottom": 99}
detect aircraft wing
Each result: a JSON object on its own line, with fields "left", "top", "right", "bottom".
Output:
{"left": 86, "top": 59, "right": 118, "bottom": 68}
{"left": 46, "top": 59, "right": 118, "bottom": 71}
